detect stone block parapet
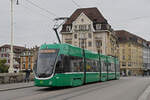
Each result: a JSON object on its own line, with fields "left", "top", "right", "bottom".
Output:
{"left": 0, "top": 73, "right": 34, "bottom": 84}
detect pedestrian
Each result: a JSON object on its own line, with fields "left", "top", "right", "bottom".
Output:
{"left": 24, "top": 69, "right": 30, "bottom": 82}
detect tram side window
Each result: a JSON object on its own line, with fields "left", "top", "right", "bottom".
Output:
{"left": 86, "top": 59, "right": 99, "bottom": 72}
{"left": 101, "top": 61, "right": 107, "bottom": 72}
{"left": 70, "top": 56, "right": 84, "bottom": 72}
{"left": 107, "top": 63, "right": 111, "bottom": 72}
{"left": 55, "top": 55, "right": 63, "bottom": 73}
{"left": 116, "top": 63, "right": 120, "bottom": 72}
{"left": 97, "top": 61, "right": 100, "bottom": 72}
{"left": 55, "top": 55, "right": 84, "bottom": 73}
{"left": 86, "top": 60, "right": 91, "bottom": 72}
{"left": 94, "top": 61, "right": 99, "bottom": 72}
{"left": 63, "top": 55, "right": 71, "bottom": 72}
{"left": 111, "top": 63, "right": 115, "bottom": 72}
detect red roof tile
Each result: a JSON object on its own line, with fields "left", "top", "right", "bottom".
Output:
{"left": 61, "top": 7, "right": 108, "bottom": 32}
{"left": 115, "top": 30, "right": 145, "bottom": 42}
{"left": 65, "top": 7, "right": 107, "bottom": 25}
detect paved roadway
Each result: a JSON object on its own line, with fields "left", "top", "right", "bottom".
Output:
{"left": 0, "top": 77, "right": 150, "bottom": 100}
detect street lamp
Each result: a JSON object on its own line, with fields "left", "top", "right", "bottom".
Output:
{"left": 8, "top": 0, "right": 15, "bottom": 73}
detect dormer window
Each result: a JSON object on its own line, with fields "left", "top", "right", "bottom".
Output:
{"left": 106, "top": 24, "right": 110, "bottom": 29}
{"left": 88, "top": 24, "right": 91, "bottom": 30}
{"left": 96, "top": 24, "right": 101, "bottom": 30}
{"left": 66, "top": 26, "right": 71, "bottom": 32}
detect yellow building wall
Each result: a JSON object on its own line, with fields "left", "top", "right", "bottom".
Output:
{"left": 119, "top": 42, "right": 143, "bottom": 75}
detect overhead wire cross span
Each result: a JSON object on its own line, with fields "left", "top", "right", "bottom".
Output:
{"left": 25, "top": 0, "right": 58, "bottom": 17}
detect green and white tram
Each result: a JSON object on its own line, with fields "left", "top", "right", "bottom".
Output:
{"left": 33, "top": 43, "right": 120, "bottom": 87}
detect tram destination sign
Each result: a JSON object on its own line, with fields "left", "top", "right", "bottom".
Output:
{"left": 40, "top": 49, "right": 57, "bottom": 53}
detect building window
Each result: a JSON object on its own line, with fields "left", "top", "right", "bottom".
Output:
{"left": 23, "top": 57, "right": 26, "bottom": 62}
{"left": 66, "top": 26, "right": 71, "bottom": 32}
{"left": 122, "top": 55, "right": 125, "bottom": 60}
{"left": 74, "top": 34, "right": 77, "bottom": 39}
{"left": 66, "top": 41, "right": 72, "bottom": 44}
{"left": 80, "top": 40, "right": 86, "bottom": 48}
{"left": 128, "top": 43, "right": 131, "bottom": 47}
{"left": 74, "top": 25, "right": 77, "bottom": 30}
{"left": 81, "top": 18, "right": 84, "bottom": 22}
{"left": 28, "top": 64, "right": 31, "bottom": 69}
{"left": 29, "top": 52, "right": 31, "bottom": 55}
{"left": 122, "top": 62, "right": 126, "bottom": 66}
{"left": 79, "top": 25, "right": 86, "bottom": 31}
{"left": 122, "top": 49, "right": 125, "bottom": 54}
{"left": 96, "top": 24, "right": 101, "bottom": 30}
{"left": 96, "top": 40, "right": 102, "bottom": 48}
{"left": 88, "top": 33, "right": 92, "bottom": 38}
{"left": 106, "top": 24, "right": 110, "bottom": 29}
{"left": 29, "top": 57, "right": 31, "bottom": 62}
{"left": 128, "top": 62, "right": 131, "bottom": 66}
{"left": 23, "top": 64, "right": 25, "bottom": 69}
{"left": 88, "top": 24, "right": 91, "bottom": 30}
{"left": 128, "top": 55, "right": 131, "bottom": 60}
{"left": 88, "top": 41, "right": 92, "bottom": 47}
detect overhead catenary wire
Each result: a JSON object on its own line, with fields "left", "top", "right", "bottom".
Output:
{"left": 17, "top": 1, "right": 57, "bottom": 45}
{"left": 72, "top": 0, "right": 81, "bottom": 8}
{"left": 25, "top": 0, "right": 58, "bottom": 17}
{"left": 20, "top": 3, "right": 54, "bottom": 20}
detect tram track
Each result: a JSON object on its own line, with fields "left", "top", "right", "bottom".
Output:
{"left": 16, "top": 79, "right": 125, "bottom": 100}
{"left": 1, "top": 77, "right": 150, "bottom": 100}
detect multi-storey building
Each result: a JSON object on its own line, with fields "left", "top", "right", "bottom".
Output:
{"left": 0, "top": 44, "right": 26, "bottom": 70}
{"left": 148, "top": 42, "right": 150, "bottom": 71}
{"left": 143, "top": 41, "right": 150, "bottom": 75}
{"left": 61, "top": 7, "right": 118, "bottom": 57}
{"left": 20, "top": 46, "right": 39, "bottom": 71}
{"left": 142, "top": 40, "right": 149, "bottom": 70}
{"left": 116, "top": 30, "right": 143, "bottom": 76}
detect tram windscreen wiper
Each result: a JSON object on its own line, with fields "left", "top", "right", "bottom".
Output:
{"left": 38, "top": 73, "right": 50, "bottom": 78}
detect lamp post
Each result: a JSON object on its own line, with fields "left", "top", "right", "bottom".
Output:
{"left": 80, "top": 33, "right": 86, "bottom": 84}
{"left": 8, "top": 0, "right": 14, "bottom": 73}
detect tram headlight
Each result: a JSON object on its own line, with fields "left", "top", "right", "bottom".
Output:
{"left": 49, "top": 81, "right": 52, "bottom": 85}
{"left": 56, "top": 77, "right": 59, "bottom": 79}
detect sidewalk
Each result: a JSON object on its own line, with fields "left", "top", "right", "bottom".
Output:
{"left": 0, "top": 81, "right": 34, "bottom": 91}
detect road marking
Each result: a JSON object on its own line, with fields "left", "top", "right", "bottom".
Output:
{"left": 138, "top": 85, "right": 150, "bottom": 100}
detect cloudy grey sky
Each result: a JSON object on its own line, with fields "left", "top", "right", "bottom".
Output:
{"left": 0, "top": 0, "right": 150, "bottom": 48}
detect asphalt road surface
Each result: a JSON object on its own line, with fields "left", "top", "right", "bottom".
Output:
{"left": 0, "top": 77, "right": 150, "bottom": 100}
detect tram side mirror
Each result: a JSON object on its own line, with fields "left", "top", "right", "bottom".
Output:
{"left": 33, "top": 60, "right": 37, "bottom": 74}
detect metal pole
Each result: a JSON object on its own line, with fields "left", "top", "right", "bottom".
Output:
{"left": 9, "top": 0, "right": 14, "bottom": 73}
{"left": 98, "top": 51, "right": 101, "bottom": 81}
{"left": 83, "top": 39, "right": 86, "bottom": 84}
{"left": 53, "top": 28, "right": 61, "bottom": 44}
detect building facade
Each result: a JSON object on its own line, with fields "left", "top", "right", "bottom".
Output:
{"left": 142, "top": 41, "right": 150, "bottom": 75}
{"left": 116, "top": 30, "right": 143, "bottom": 76}
{"left": 61, "top": 7, "right": 118, "bottom": 57}
{"left": 0, "top": 44, "right": 26, "bottom": 71}
{"left": 148, "top": 42, "right": 150, "bottom": 71}
{"left": 20, "top": 46, "right": 39, "bottom": 71}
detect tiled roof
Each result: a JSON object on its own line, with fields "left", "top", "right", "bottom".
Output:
{"left": 115, "top": 30, "right": 145, "bottom": 42}
{"left": 0, "top": 44, "right": 26, "bottom": 49}
{"left": 61, "top": 7, "right": 108, "bottom": 32}
{"left": 65, "top": 7, "right": 107, "bottom": 25}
